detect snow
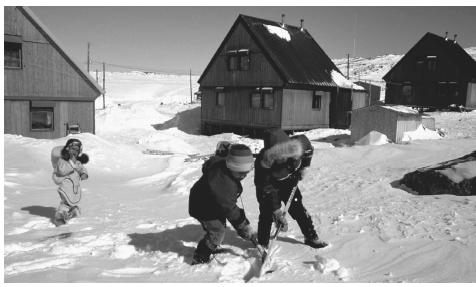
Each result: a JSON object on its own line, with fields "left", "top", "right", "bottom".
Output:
{"left": 263, "top": 24, "right": 291, "bottom": 41}
{"left": 381, "top": 105, "right": 419, "bottom": 115}
{"left": 402, "top": 124, "right": 442, "bottom": 142}
{"left": 355, "top": 131, "right": 389, "bottom": 146}
{"left": 331, "top": 70, "right": 365, "bottom": 90}
{"left": 4, "top": 71, "right": 476, "bottom": 283}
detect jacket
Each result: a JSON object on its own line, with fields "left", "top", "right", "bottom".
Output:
{"left": 189, "top": 157, "right": 247, "bottom": 228}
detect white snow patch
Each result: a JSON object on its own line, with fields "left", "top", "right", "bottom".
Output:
{"left": 263, "top": 24, "right": 291, "bottom": 41}
{"left": 100, "top": 267, "right": 157, "bottom": 277}
{"left": 4, "top": 257, "right": 75, "bottom": 275}
{"left": 110, "top": 245, "right": 137, "bottom": 259}
{"left": 314, "top": 255, "right": 350, "bottom": 281}
{"left": 381, "top": 105, "right": 419, "bottom": 115}
{"left": 355, "top": 131, "right": 389, "bottom": 145}
{"left": 402, "top": 124, "right": 442, "bottom": 142}
{"left": 331, "top": 70, "right": 364, "bottom": 90}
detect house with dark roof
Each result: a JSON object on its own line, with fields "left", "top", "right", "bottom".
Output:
{"left": 383, "top": 32, "right": 476, "bottom": 109}
{"left": 198, "top": 14, "right": 364, "bottom": 137}
{"left": 4, "top": 6, "right": 103, "bottom": 139}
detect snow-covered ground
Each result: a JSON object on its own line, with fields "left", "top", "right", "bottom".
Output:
{"left": 4, "top": 70, "right": 476, "bottom": 283}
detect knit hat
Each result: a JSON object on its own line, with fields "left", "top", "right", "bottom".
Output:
{"left": 226, "top": 144, "right": 254, "bottom": 172}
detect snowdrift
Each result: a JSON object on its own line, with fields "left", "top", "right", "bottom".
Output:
{"left": 401, "top": 151, "right": 476, "bottom": 196}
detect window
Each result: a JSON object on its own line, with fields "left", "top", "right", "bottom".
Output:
{"left": 5, "top": 42, "right": 22, "bottom": 68}
{"left": 402, "top": 84, "right": 413, "bottom": 104}
{"left": 426, "top": 56, "right": 437, "bottom": 72}
{"left": 262, "top": 92, "right": 274, "bottom": 109}
{"left": 216, "top": 91, "right": 225, "bottom": 106}
{"left": 312, "top": 94, "right": 322, "bottom": 110}
{"left": 31, "top": 108, "right": 54, "bottom": 131}
{"left": 227, "top": 49, "right": 250, "bottom": 71}
{"left": 250, "top": 92, "right": 261, "bottom": 108}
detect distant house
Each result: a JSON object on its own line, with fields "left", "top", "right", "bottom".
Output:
{"left": 355, "top": 81, "right": 382, "bottom": 105}
{"left": 4, "top": 6, "right": 103, "bottom": 139}
{"left": 351, "top": 104, "right": 422, "bottom": 144}
{"left": 198, "top": 14, "right": 364, "bottom": 137}
{"left": 383, "top": 32, "right": 476, "bottom": 109}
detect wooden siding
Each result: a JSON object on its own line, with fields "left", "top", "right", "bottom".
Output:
{"left": 351, "top": 105, "right": 422, "bottom": 143}
{"left": 352, "top": 91, "right": 369, "bottom": 110}
{"left": 467, "top": 83, "right": 476, "bottom": 108}
{"left": 4, "top": 7, "right": 98, "bottom": 100}
{"left": 4, "top": 100, "right": 95, "bottom": 139}
{"left": 201, "top": 88, "right": 282, "bottom": 127}
{"left": 199, "top": 22, "right": 283, "bottom": 87}
{"left": 281, "top": 89, "right": 330, "bottom": 129}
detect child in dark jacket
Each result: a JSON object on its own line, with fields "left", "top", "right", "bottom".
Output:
{"left": 254, "top": 128, "right": 328, "bottom": 249}
{"left": 51, "top": 138, "right": 89, "bottom": 226}
{"left": 189, "top": 144, "right": 257, "bottom": 264}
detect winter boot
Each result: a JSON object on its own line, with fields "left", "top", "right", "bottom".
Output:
{"left": 191, "top": 240, "right": 213, "bottom": 265}
{"left": 68, "top": 206, "right": 81, "bottom": 219}
{"left": 304, "top": 236, "right": 328, "bottom": 249}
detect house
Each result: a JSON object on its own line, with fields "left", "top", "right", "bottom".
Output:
{"left": 350, "top": 104, "right": 423, "bottom": 144}
{"left": 383, "top": 32, "right": 476, "bottom": 109}
{"left": 198, "top": 14, "right": 364, "bottom": 137}
{"left": 4, "top": 6, "right": 103, "bottom": 139}
{"left": 355, "top": 80, "right": 382, "bottom": 105}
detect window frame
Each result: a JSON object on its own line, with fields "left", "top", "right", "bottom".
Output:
{"left": 30, "top": 107, "right": 54, "bottom": 131}
{"left": 250, "top": 92, "right": 261, "bottom": 109}
{"left": 312, "top": 93, "right": 322, "bottom": 110}
{"left": 426, "top": 56, "right": 437, "bottom": 72}
{"left": 216, "top": 89, "right": 225, "bottom": 106}
{"left": 262, "top": 90, "right": 274, "bottom": 110}
{"left": 4, "top": 41, "right": 22, "bottom": 69}
{"left": 226, "top": 49, "right": 250, "bottom": 71}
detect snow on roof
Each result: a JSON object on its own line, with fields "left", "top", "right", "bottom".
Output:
{"left": 331, "top": 70, "right": 365, "bottom": 90}
{"left": 263, "top": 24, "right": 291, "bottom": 42}
{"left": 381, "top": 105, "right": 420, "bottom": 115}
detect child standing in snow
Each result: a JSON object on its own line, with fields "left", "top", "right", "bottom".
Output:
{"left": 254, "top": 128, "right": 328, "bottom": 249}
{"left": 189, "top": 144, "right": 257, "bottom": 264}
{"left": 51, "top": 138, "right": 89, "bottom": 226}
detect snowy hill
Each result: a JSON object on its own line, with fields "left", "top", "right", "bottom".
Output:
{"left": 4, "top": 56, "right": 476, "bottom": 282}
{"left": 332, "top": 46, "right": 476, "bottom": 82}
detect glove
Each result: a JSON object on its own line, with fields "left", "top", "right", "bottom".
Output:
{"left": 272, "top": 209, "right": 288, "bottom": 232}
{"left": 80, "top": 173, "right": 88, "bottom": 180}
{"left": 236, "top": 221, "right": 256, "bottom": 241}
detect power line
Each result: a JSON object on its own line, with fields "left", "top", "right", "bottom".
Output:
{"left": 88, "top": 60, "right": 202, "bottom": 76}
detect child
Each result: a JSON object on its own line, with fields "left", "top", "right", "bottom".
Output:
{"left": 189, "top": 143, "right": 257, "bottom": 264}
{"left": 51, "top": 138, "right": 89, "bottom": 226}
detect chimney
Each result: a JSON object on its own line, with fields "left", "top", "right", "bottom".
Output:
{"left": 300, "top": 19, "right": 304, "bottom": 31}
{"left": 444, "top": 31, "right": 448, "bottom": 41}
{"left": 453, "top": 34, "right": 457, "bottom": 44}
{"left": 281, "top": 14, "right": 285, "bottom": 27}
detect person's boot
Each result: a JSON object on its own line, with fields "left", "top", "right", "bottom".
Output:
{"left": 191, "top": 240, "right": 213, "bottom": 265}
{"left": 68, "top": 206, "right": 81, "bottom": 219}
{"left": 304, "top": 236, "right": 328, "bottom": 249}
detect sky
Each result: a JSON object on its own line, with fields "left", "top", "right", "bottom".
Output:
{"left": 12, "top": 5, "right": 476, "bottom": 74}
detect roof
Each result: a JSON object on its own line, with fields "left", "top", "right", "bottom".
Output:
{"left": 18, "top": 7, "right": 104, "bottom": 96}
{"left": 383, "top": 32, "right": 476, "bottom": 81}
{"left": 199, "top": 14, "right": 351, "bottom": 89}
{"left": 355, "top": 104, "right": 420, "bottom": 115}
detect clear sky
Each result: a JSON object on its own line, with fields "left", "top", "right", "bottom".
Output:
{"left": 26, "top": 5, "right": 476, "bottom": 74}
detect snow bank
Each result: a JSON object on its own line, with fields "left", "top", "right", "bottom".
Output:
{"left": 402, "top": 124, "right": 442, "bottom": 142}
{"left": 331, "top": 70, "right": 364, "bottom": 90}
{"left": 263, "top": 24, "right": 291, "bottom": 41}
{"left": 355, "top": 131, "right": 389, "bottom": 145}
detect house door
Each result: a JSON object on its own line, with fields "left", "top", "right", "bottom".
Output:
{"left": 466, "top": 82, "right": 476, "bottom": 108}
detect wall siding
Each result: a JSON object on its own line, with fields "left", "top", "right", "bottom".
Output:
{"left": 201, "top": 88, "right": 282, "bottom": 127}
{"left": 281, "top": 89, "right": 330, "bottom": 129}
{"left": 200, "top": 22, "right": 283, "bottom": 87}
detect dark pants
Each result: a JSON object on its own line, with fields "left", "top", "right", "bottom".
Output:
{"left": 194, "top": 218, "right": 226, "bottom": 260}
{"left": 257, "top": 187, "right": 317, "bottom": 246}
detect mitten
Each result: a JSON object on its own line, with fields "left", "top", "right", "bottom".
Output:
{"left": 272, "top": 209, "right": 288, "bottom": 232}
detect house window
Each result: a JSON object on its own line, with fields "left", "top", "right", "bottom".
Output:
{"left": 216, "top": 90, "right": 225, "bottom": 106}
{"left": 402, "top": 84, "right": 413, "bottom": 103}
{"left": 31, "top": 107, "right": 54, "bottom": 131}
{"left": 250, "top": 92, "right": 261, "bottom": 108}
{"left": 262, "top": 92, "right": 274, "bottom": 109}
{"left": 426, "top": 56, "right": 437, "bottom": 72}
{"left": 312, "top": 92, "right": 322, "bottom": 110}
{"left": 5, "top": 42, "right": 22, "bottom": 68}
{"left": 227, "top": 49, "right": 250, "bottom": 71}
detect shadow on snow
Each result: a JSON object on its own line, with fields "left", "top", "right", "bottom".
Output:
{"left": 151, "top": 106, "right": 201, "bottom": 135}
{"left": 21, "top": 205, "right": 57, "bottom": 224}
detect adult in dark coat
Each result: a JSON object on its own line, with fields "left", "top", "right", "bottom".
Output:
{"left": 189, "top": 144, "right": 256, "bottom": 264}
{"left": 254, "top": 128, "right": 328, "bottom": 249}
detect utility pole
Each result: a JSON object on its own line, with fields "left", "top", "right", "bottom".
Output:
{"left": 95, "top": 69, "right": 98, "bottom": 83}
{"left": 102, "top": 62, "right": 106, "bottom": 109}
{"left": 189, "top": 68, "right": 193, "bottom": 104}
{"left": 347, "top": 53, "right": 350, "bottom": 79}
{"left": 87, "top": 42, "right": 90, "bottom": 73}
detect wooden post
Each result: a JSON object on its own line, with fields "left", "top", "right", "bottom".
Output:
{"left": 95, "top": 69, "right": 98, "bottom": 82}
{"left": 347, "top": 53, "right": 350, "bottom": 79}
{"left": 189, "top": 68, "right": 193, "bottom": 104}
{"left": 102, "top": 62, "right": 106, "bottom": 109}
{"left": 87, "top": 42, "right": 90, "bottom": 73}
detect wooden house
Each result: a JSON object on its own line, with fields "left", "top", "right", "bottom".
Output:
{"left": 4, "top": 6, "right": 103, "bottom": 139}
{"left": 198, "top": 14, "right": 363, "bottom": 137}
{"left": 350, "top": 104, "right": 422, "bottom": 144}
{"left": 383, "top": 32, "right": 476, "bottom": 109}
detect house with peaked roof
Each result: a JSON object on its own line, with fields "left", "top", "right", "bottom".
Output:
{"left": 198, "top": 14, "right": 365, "bottom": 137}
{"left": 383, "top": 32, "right": 476, "bottom": 109}
{"left": 4, "top": 6, "right": 103, "bottom": 139}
